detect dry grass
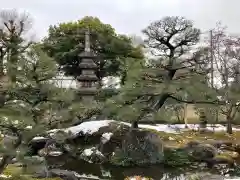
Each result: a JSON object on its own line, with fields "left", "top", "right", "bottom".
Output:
{"left": 152, "top": 130, "right": 240, "bottom": 148}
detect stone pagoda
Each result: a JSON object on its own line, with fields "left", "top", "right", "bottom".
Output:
{"left": 77, "top": 29, "right": 98, "bottom": 101}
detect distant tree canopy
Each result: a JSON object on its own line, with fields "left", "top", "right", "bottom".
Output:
{"left": 42, "top": 16, "right": 144, "bottom": 84}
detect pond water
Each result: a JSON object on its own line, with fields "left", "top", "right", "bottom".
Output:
{"left": 47, "top": 156, "right": 240, "bottom": 180}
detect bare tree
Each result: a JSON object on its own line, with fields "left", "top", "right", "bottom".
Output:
{"left": 211, "top": 24, "right": 240, "bottom": 134}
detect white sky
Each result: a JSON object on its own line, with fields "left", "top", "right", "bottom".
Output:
{"left": 1, "top": 0, "right": 239, "bottom": 88}
{"left": 1, "top": 0, "right": 240, "bottom": 39}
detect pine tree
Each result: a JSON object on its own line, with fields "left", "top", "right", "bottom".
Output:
{"left": 103, "top": 17, "right": 219, "bottom": 127}
{"left": 0, "top": 44, "right": 75, "bottom": 173}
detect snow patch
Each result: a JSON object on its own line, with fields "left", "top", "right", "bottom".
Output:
{"left": 128, "top": 177, "right": 149, "bottom": 180}
{"left": 65, "top": 120, "right": 114, "bottom": 136}
{"left": 26, "top": 126, "right": 32, "bottom": 129}
{"left": 82, "top": 147, "right": 104, "bottom": 157}
{"left": 48, "top": 151, "right": 63, "bottom": 157}
{"left": 101, "top": 132, "right": 113, "bottom": 144}
{"left": 0, "top": 174, "right": 11, "bottom": 178}
{"left": 75, "top": 173, "right": 99, "bottom": 180}
{"left": 82, "top": 148, "right": 94, "bottom": 157}
{"left": 32, "top": 136, "right": 48, "bottom": 141}
{"left": 123, "top": 123, "right": 240, "bottom": 134}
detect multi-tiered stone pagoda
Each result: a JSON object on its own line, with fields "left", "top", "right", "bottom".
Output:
{"left": 77, "top": 29, "right": 98, "bottom": 101}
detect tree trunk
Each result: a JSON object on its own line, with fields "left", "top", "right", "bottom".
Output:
{"left": 120, "top": 70, "right": 127, "bottom": 85}
{"left": 0, "top": 133, "right": 22, "bottom": 174}
{"left": 0, "top": 48, "right": 4, "bottom": 76}
{"left": 131, "top": 120, "right": 139, "bottom": 129}
{"left": 0, "top": 155, "right": 12, "bottom": 174}
{"left": 184, "top": 103, "right": 188, "bottom": 128}
{"left": 226, "top": 116, "right": 233, "bottom": 134}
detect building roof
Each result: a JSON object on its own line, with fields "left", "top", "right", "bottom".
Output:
{"left": 77, "top": 74, "right": 98, "bottom": 81}
{"left": 79, "top": 59, "right": 98, "bottom": 69}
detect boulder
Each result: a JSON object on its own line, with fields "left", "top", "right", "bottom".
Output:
{"left": 186, "top": 173, "right": 224, "bottom": 180}
{"left": 207, "top": 154, "right": 235, "bottom": 167}
{"left": 184, "top": 141, "right": 217, "bottom": 161}
{"left": 219, "top": 150, "right": 239, "bottom": 159}
{"left": 80, "top": 147, "right": 107, "bottom": 164}
{"left": 209, "top": 140, "right": 233, "bottom": 149}
{"left": 99, "top": 123, "right": 130, "bottom": 158}
{"left": 27, "top": 137, "right": 49, "bottom": 156}
{"left": 34, "top": 169, "right": 78, "bottom": 180}
{"left": 110, "top": 129, "right": 164, "bottom": 166}
{"left": 65, "top": 121, "right": 130, "bottom": 146}
{"left": 233, "top": 144, "right": 240, "bottom": 154}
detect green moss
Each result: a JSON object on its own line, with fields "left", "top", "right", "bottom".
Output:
{"left": 163, "top": 147, "right": 192, "bottom": 167}
{"left": 2, "top": 165, "right": 62, "bottom": 180}
{"left": 220, "top": 151, "right": 239, "bottom": 159}
{"left": 110, "top": 148, "right": 132, "bottom": 166}
{"left": 3, "top": 164, "right": 22, "bottom": 176}
{"left": 214, "top": 154, "right": 234, "bottom": 163}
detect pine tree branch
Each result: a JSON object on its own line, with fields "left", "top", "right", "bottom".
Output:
{"left": 168, "top": 94, "right": 225, "bottom": 105}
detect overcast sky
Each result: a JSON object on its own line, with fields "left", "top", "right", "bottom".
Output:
{"left": 1, "top": 0, "right": 240, "bottom": 40}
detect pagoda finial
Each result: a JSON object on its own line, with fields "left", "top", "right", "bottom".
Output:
{"left": 85, "top": 28, "right": 91, "bottom": 52}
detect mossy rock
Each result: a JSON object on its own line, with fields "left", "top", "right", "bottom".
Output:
{"left": 99, "top": 123, "right": 130, "bottom": 158}
{"left": 219, "top": 150, "right": 239, "bottom": 159}
{"left": 185, "top": 143, "right": 217, "bottom": 161}
{"left": 163, "top": 147, "right": 192, "bottom": 167}
{"left": 209, "top": 154, "right": 235, "bottom": 166}
{"left": 110, "top": 129, "right": 164, "bottom": 166}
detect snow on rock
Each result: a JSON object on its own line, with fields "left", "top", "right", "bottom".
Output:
{"left": 82, "top": 147, "right": 103, "bottom": 157}
{"left": 82, "top": 148, "right": 94, "bottom": 157}
{"left": 32, "top": 136, "right": 48, "bottom": 141}
{"left": 48, "top": 151, "right": 63, "bottom": 157}
{"left": 80, "top": 147, "right": 105, "bottom": 163}
{"left": 101, "top": 132, "right": 113, "bottom": 144}
{"left": 128, "top": 177, "right": 149, "bottom": 180}
{"left": 75, "top": 173, "right": 100, "bottom": 180}
{"left": 66, "top": 120, "right": 113, "bottom": 136}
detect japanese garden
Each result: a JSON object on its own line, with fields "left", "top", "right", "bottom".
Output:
{"left": 1, "top": 9, "right": 240, "bottom": 180}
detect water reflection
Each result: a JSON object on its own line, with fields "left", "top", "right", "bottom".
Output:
{"left": 46, "top": 156, "right": 227, "bottom": 180}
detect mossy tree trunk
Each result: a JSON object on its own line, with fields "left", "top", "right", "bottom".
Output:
{"left": 0, "top": 129, "right": 22, "bottom": 174}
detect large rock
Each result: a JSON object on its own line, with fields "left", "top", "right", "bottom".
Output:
{"left": 27, "top": 137, "right": 49, "bottom": 156}
{"left": 206, "top": 154, "right": 235, "bottom": 168}
{"left": 186, "top": 173, "right": 224, "bottom": 180}
{"left": 99, "top": 123, "right": 130, "bottom": 158}
{"left": 29, "top": 121, "right": 127, "bottom": 155}
{"left": 34, "top": 168, "right": 101, "bottom": 180}
{"left": 184, "top": 141, "right": 217, "bottom": 161}
{"left": 110, "top": 129, "right": 164, "bottom": 166}
{"left": 79, "top": 147, "right": 106, "bottom": 164}
{"left": 34, "top": 169, "right": 78, "bottom": 180}
{"left": 73, "top": 121, "right": 130, "bottom": 146}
